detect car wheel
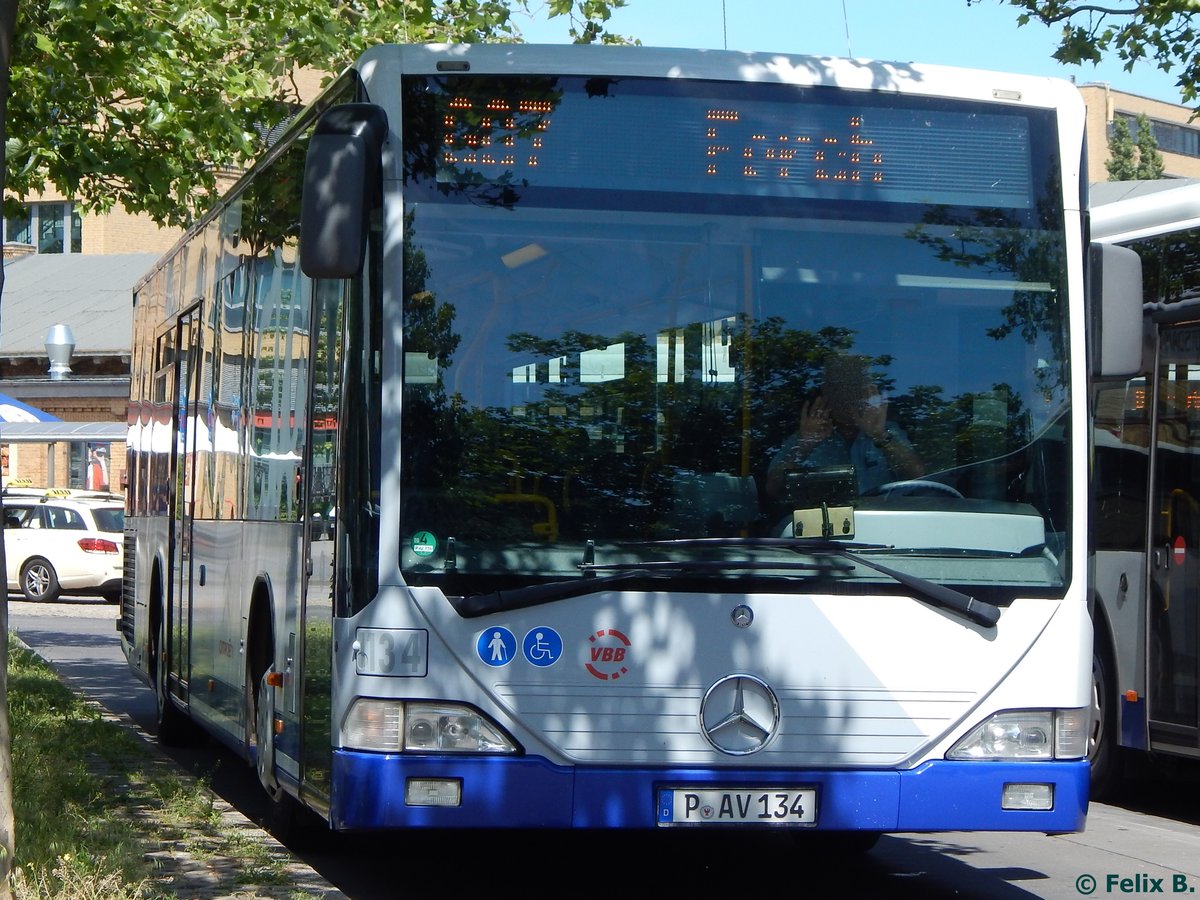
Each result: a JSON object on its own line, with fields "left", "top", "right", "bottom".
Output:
{"left": 20, "top": 557, "right": 60, "bottom": 602}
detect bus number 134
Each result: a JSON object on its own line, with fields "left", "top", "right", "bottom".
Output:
{"left": 354, "top": 628, "right": 429, "bottom": 677}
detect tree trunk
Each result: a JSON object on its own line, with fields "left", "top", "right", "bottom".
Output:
{"left": 0, "top": 1, "right": 22, "bottom": 897}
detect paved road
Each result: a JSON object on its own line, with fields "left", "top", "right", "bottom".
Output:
{"left": 11, "top": 595, "right": 1200, "bottom": 899}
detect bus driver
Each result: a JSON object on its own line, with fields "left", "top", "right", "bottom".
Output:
{"left": 766, "top": 355, "right": 923, "bottom": 499}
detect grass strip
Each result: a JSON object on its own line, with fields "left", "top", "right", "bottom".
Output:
{"left": 6, "top": 638, "right": 295, "bottom": 899}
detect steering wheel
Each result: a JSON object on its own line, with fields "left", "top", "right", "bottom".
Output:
{"left": 866, "top": 479, "right": 964, "bottom": 499}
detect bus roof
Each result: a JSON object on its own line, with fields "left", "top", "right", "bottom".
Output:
{"left": 362, "top": 42, "right": 1085, "bottom": 96}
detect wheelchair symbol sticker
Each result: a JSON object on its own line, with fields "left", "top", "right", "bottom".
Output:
{"left": 522, "top": 627, "right": 563, "bottom": 668}
{"left": 477, "top": 627, "right": 517, "bottom": 667}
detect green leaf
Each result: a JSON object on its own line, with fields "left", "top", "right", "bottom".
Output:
{"left": 5, "top": 0, "right": 633, "bottom": 224}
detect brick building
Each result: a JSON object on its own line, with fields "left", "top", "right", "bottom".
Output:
{"left": 1078, "top": 82, "right": 1200, "bottom": 180}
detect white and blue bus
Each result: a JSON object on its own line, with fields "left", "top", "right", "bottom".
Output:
{"left": 120, "top": 43, "right": 1127, "bottom": 842}
{"left": 1087, "top": 178, "right": 1200, "bottom": 795}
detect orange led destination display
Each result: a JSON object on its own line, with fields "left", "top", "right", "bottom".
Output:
{"left": 408, "top": 75, "right": 1041, "bottom": 209}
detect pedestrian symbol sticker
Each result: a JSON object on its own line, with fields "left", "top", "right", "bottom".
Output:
{"left": 477, "top": 627, "right": 517, "bottom": 667}
{"left": 523, "top": 627, "right": 563, "bottom": 668}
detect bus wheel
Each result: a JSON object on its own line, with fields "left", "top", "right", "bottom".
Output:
{"left": 249, "top": 666, "right": 282, "bottom": 801}
{"left": 247, "top": 656, "right": 325, "bottom": 847}
{"left": 153, "top": 610, "right": 194, "bottom": 745}
{"left": 1089, "top": 642, "right": 1120, "bottom": 801}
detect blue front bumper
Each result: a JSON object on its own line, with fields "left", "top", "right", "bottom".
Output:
{"left": 328, "top": 752, "right": 1089, "bottom": 833}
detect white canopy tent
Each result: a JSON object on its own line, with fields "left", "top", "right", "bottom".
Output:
{"left": 0, "top": 422, "right": 127, "bottom": 488}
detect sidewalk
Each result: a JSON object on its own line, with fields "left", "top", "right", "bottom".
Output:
{"left": 86, "top": 715, "right": 348, "bottom": 899}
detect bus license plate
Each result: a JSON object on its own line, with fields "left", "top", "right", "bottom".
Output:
{"left": 657, "top": 787, "right": 817, "bottom": 826}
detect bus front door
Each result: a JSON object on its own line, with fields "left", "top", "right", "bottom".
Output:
{"left": 295, "top": 280, "right": 345, "bottom": 814}
{"left": 1148, "top": 323, "right": 1200, "bottom": 752}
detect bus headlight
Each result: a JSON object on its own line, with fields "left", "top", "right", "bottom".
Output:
{"left": 342, "top": 699, "right": 518, "bottom": 754}
{"left": 946, "top": 708, "right": 1088, "bottom": 760}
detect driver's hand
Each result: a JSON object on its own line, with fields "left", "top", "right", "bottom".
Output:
{"left": 856, "top": 388, "right": 888, "bottom": 440}
{"left": 799, "top": 397, "right": 833, "bottom": 445}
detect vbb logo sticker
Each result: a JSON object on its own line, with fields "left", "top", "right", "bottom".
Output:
{"left": 586, "top": 628, "right": 631, "bottom": 680}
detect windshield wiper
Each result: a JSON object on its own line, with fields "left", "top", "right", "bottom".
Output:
{"left": 625, "top": 538, "right": 1001, "bottom": 628}
{"left": 835, "top": 546, "right": 1000, "bottom": 627}
{"left": 451, "top": 571, "right": 649, "bottom": 618}
{"left": 452, "top": 556, "right": 846, "bottom": 618}
{"left": 451, "top": 537, "right": 1001, "bottom": 628}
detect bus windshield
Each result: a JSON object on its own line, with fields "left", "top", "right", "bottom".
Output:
{"left": 399, "top": 73, "right": 1071, "bottom": 594}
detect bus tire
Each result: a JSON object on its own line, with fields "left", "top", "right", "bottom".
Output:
{"left": 1089, "top": 634, "right": 1121, "bottom": 801}
{"left": 153, "top": 606, "right": 195, "bottom": 746}
{"left": 249, "top": 665, "right": 282, "bottom": 801}
{"left": 246, "top": 634, "right": 325, "bottom": 848}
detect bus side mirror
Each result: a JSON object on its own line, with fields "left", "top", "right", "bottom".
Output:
{"left": 1089, "top": 242, "right": 1143, "bottom": 379}
{"left": 300, "top": 103, "right": 389, "bottom": 279}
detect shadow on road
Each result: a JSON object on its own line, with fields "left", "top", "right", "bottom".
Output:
{"left": 1105, "top": 753, "right": 1200, "bottom": 826}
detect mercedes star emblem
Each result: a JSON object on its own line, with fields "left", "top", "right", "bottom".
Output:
{"left": 699, "top": 674, "right": 780, "bottom": 755}
{"left": 730, "top": 604, "right": 754, "bottom": 628}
